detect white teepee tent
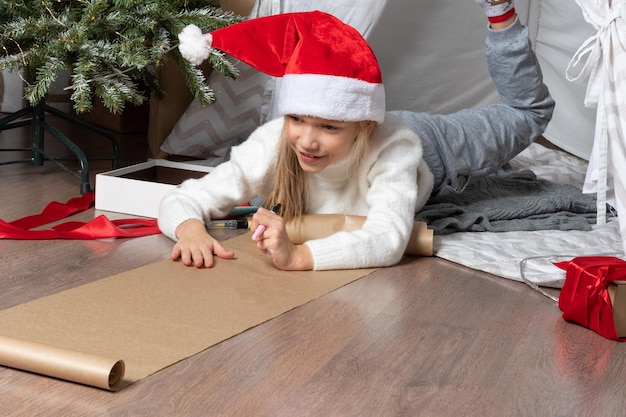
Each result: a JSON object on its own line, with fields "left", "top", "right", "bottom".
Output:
{"left": 564, "top": 0, "right": 626, "bottom": 253}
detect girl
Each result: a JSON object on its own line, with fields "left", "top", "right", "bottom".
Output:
{"left": 159, "top": 1, "right": 554, "bottom": 271}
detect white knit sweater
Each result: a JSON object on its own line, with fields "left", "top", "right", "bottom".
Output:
{"left": 158, "top": 114, "right": 434, "bottom": 270}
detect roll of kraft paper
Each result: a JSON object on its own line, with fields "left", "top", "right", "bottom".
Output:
{"left": 0, "top": 335, "right": 125, "bottom": 391}
{"left": 285, "top": 214, "right": 433, "bottom": 257}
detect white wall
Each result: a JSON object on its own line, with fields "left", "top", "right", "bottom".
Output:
{"left": 0, "top": 70, "right": 26, "bottom": 113}
{"left": 369, "top": 0, "right": 596, "bottom": 160}
{"left": 368, "top": 0, "right": 498, "bottom": 115}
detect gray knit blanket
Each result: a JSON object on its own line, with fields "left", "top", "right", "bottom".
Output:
{"left": 415, "top": 168, "right": 603, "bottom": 235}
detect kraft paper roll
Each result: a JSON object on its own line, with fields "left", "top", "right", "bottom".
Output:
{"left": 285, "top": 214, "right": 433, "bottom": 257}
{"left": 0, "top": 335, "right": 124, "bottom": 391}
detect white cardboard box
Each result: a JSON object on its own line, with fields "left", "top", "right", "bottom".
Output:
{"left": 95, "top": 159, "right": 213, "bottom": 218}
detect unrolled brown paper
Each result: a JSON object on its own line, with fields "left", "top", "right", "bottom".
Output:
{"left": 0, "top": 233, "right": 377, "bottom": 390}
{"left": 0, "top": 216, "right": 431, "bottom": 391}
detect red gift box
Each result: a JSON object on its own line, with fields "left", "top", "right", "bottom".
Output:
{"left": 555, "top": 256, "right": 626, "bottom": 342}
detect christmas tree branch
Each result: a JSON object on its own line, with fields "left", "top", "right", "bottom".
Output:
{"left": 0, "top": 0, "right": 244, "bottom": 114}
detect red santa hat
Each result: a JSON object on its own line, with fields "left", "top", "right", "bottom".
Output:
{"left": 178, "top": 11, "right": 385, "bottom": 123}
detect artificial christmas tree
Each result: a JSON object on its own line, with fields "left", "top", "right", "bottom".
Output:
{"left": 0, "top": 0, "right": 243, "bottom": 114}
{"left": 0, "top": 0, "right": 243, "bottom": 192}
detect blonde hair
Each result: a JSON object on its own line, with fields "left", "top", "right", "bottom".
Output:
{"left": 264, "top": 117, "right": 373, "bottom": 223}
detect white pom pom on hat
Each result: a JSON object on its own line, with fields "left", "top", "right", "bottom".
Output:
{"left": 177, "top": 24, "right": 213, "bottom": 66}
{"left": 177, "top": 11, "right": 385, "bottom": 123}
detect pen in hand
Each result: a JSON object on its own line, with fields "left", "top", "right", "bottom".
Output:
{"left": 251, "top": 203, "right": 282, "bottom": 240}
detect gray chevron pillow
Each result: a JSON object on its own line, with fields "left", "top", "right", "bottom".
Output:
{"left": 160, "top": 58, "right": 270, "bottom": 164}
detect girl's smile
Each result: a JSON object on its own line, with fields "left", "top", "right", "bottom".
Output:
{"left": 285, "top": 115, "right": 359, "bottom": 173}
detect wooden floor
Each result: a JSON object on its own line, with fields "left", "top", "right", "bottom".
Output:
{"left": 1, "top": 115, "right": 626, "bottom": 417}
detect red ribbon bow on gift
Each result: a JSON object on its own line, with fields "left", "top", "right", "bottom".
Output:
{"left": 555, "top": 256, "right": 626, "bottom": 342}
{"left": 0, "top": 192, "right": 161, "bottom": 239}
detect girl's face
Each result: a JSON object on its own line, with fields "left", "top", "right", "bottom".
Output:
{"left": 285, "top": 115, "right": 361, "bottom": 173}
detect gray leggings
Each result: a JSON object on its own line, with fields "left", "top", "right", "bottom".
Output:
{"left": 391, "top": 17, "right": 555, "bottom": 200}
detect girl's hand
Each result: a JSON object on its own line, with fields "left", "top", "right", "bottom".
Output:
{"left": 172, "top": 219, "right": 235, "bottom": 268}
{"left": 250, "top": 208, "right": 314, "bottom": 271}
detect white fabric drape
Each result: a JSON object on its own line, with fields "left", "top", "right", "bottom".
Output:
{"left": 566, "top": 0, "right": 626, "bottom": 253}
